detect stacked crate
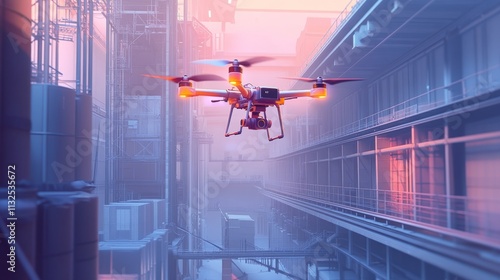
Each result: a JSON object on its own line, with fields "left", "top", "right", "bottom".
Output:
{"left": 128, "top": 199, "right": 166, "bottom": 230}
{"left": 103, "top": 202, "right": 153, "bottom": 241}
{"left": 224, "top": 214, "right": 255, "bottom": 250}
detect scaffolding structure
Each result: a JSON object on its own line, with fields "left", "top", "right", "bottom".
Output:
{"left": 105, "top": 0, "right": 170, "bottom": 203}
{"left": 106, "top": 1, "right": 214, "bottom": 278}
{"left": 31, "top": 0, "right": 103, "bottom": 87}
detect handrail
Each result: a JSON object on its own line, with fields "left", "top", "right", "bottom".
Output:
{"left": 273, "top": 63, "right": 500, "bottom": 156}
{"left": 264, "top": 181, "right": 500, "bottom": 248}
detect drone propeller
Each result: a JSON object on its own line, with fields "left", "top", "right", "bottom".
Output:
{"left": 193, "top": 56, "right": 274, "bottom": 67}
{"left": 281, "top": 76, "right": 363, "bottom": 85}
{"left": 143, "top": 74, "right": 225, "bottom": 83}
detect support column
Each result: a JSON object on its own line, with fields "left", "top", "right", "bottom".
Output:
{"left": 357, "top": 141, "right": 361, "bottom": 206}
{"left": 375, "top": 136, "right": 380, "bottom": 212}
{"left": 43, "top": 0, "right": 50, "bottom": 82}
{"left": 88, "top": 0, "right": 93, "bottom": 94}
{"left": 76, "top": 0, "right": 81, "bottom": 94}
{"left": 222, "top": 259, "right": 232, "bottom": 280}
{"left": 341, "top": 145, "right": 345, "bottom": 204}
{"left": 339, "top": 254, "right": 345, "bottom": 280}
{"left": 444, "top": 124, "right": 452, "bottom": 228}
{"left": 366, "top": 238, "right": 371, "bottom": 266}
{"left": 166, "top": 1, "right": 178, "bottom": 279}
{"left": 348, "top": 230, "right": 352, "bottom": 270}
{"left": 421, "top": 260, "right": 426, "bottom": 280}
{"left": 82, "top": 0, "right": 87, "bottom": 94}
{"left": 386, "top": 246, "right": 391, "bottom": 279}
{"left": 411, "top": 126, "right": 417, "bottom": 220}
{"left": 104, "top": 0, "right": 111, "bottom": 205}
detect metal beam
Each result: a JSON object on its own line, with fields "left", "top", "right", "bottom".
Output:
{"left": 174, "top": 249, "right": 315, "bottom": 260}
{"left": 262, "top": 189, "right": 500, "bottom": 280}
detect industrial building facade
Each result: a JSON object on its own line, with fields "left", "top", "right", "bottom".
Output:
{"left": 265, "top": 0, "right": 500, "bottom": 279}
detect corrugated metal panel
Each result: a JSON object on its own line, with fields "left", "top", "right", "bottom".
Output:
{"left": 31, "top": 84, "right": 76, "bottom": 184}
{"left": 75, "top": 93, "right": 93, "bottom": 182}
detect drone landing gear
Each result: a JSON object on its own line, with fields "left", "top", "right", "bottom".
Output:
{"left": 224, "top": 101, "right": 284, "bottom": 141}
{"left": 265, "top": 105, "right": 284, "bottom": 141}
{"left": 225, "top": 103, "right": 243, "bottom": 137}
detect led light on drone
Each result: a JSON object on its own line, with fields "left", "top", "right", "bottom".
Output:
{"left": 178, "top": 81, "right": 195, "bottom": 97}
{"left": 228, "top": 66, "right": 242, "bottom": 85}
{"left": 310, "top": 83, "right": 327, "bottom": 98}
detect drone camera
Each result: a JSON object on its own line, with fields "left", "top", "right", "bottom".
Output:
{"left": 241, "top": 117, "right": 272, "bottom": 130}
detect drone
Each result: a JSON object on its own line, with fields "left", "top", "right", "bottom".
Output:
{"left": 144, "top": 56, "right": 362, "bottom": 141}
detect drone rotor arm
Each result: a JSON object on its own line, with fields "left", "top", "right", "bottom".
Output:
{"left": 187, "top": 88, "right": 240, "bottom": 98}
{"left": 279, "top": 89, "right": 312, "bottom": 99}
{"left": 190, "top": 89, "right": 241, "bottom": 99}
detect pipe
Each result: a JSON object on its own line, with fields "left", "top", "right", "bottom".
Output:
{"left": 105, "top": 0, "right": 111, "bottom": 204}
{"left": 37, "top": 0, "right": 43, "bottom": 82}
{"left": 76, "top": 0, "right": 81, "bottom": 94}
{"left": 43, "top": 0, "right": 50, "bottom": 82}
{"left": 88, "top": 0, "right": 93, "bottom": 95}
{"left": 55, "top": 0, "right": 59, "bottom": 85}
{"left": 82, "top": 0, "right": 87, "bottom": 94}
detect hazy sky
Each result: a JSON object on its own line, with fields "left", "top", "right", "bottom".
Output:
{"left": 202, "top": 0, "right": 353, "bottom": 56}
{"left": 191, "top": 0, "right": 354, "bottom": 155}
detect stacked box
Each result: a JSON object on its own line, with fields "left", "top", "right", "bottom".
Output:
{"left": 104, "top": 202, "right": 152, "bottom": 241}
{"left": 128, "top": 199, "right": 166, "bottom": 230}
{"left": 98, "top": 230, "right": 168, "bottom": 279}
{"left": 145, "top": 229, "right": 168, "bottom": 280}
{"left": 98, "top": 239, "right": 154, "bottom": 279}
{"left": 224, "top": 214, "right": 255, "bottom": 250}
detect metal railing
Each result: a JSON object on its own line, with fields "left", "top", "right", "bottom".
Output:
{"left": 265, "top": 181, "right": 500, "bottom": 246}
{"left": 273, "top": 64, "right": 500, "bottom": 156}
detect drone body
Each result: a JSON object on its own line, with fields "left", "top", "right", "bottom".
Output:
{"left": 144, "top": 56, "right": 362, "bottom": 141}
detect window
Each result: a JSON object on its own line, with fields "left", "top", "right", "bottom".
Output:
{"left": 128, "top": 119, "right": 138, "bottom": 129}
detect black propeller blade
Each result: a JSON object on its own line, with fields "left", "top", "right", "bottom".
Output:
{"left": 281, "top": 76, "right": 363, "bottom": 85}
{"left": 143, "top": 74, "right": 225, "bottom": 83}
{"left": 193, "top": 56, "right": 274, "bottom": 67}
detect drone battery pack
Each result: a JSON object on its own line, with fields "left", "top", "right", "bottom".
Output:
{"left": 257, "top": 87, "right": 279, "bottom": 101}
